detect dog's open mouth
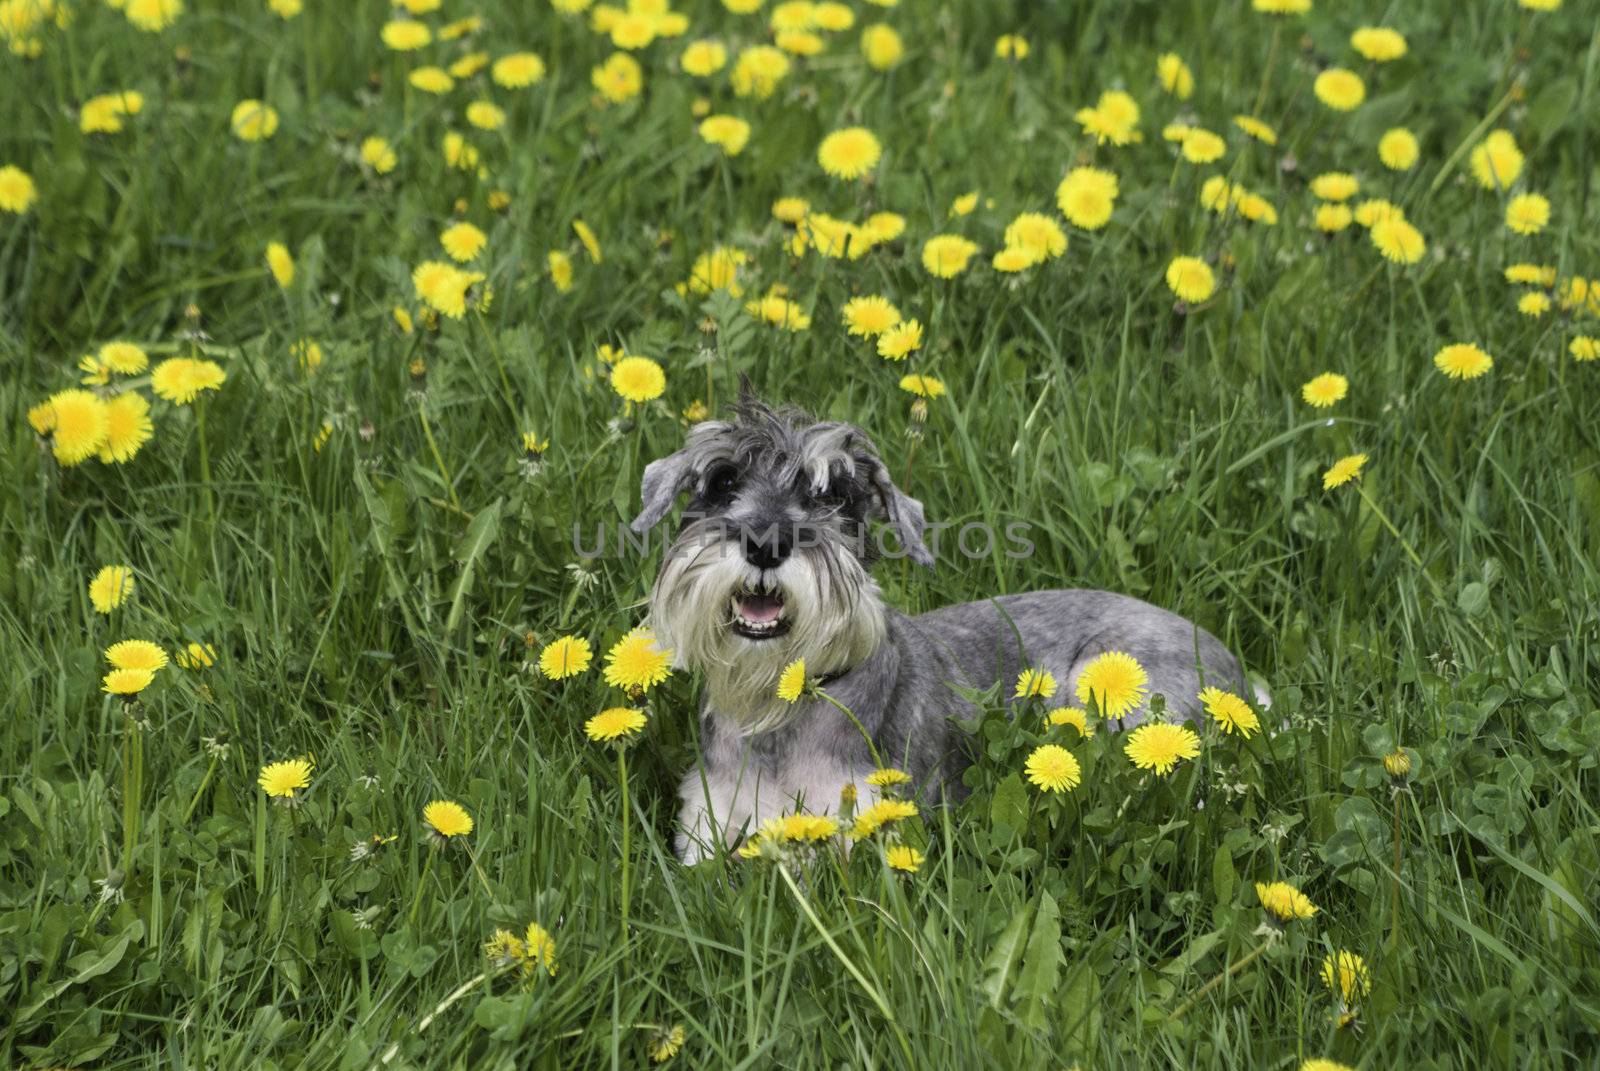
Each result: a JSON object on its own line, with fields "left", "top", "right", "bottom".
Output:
{"left": 729, "top": 585, "right": 791, "bottom": 640}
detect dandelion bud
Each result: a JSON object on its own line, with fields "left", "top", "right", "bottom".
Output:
{"left": 910, "top": 398, "right": 929, "bottom": 425}
{"left": 1383, "top": 749, "right": 1413, "bottom": 788}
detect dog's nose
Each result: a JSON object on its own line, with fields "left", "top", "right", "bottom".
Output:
{"left": 742, "top": 525, "right": 792, "bottom": 570}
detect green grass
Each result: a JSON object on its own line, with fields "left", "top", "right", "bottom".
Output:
{"left": 4, "top": 0, "right": 1600, "bottom": 1067}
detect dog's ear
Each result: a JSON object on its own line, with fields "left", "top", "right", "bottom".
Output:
{"left": 860, "top": 453, "right": 934, "bottom": 567}
{"left": 630, "top": 449, "right": 696, "bottom": 534}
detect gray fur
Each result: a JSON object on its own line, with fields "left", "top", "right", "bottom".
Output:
{"left": 632, "top": 398, "right": 1262, "bottom": 863}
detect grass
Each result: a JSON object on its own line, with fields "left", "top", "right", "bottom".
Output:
{"left": 3, "top": 0, "right": 1600, "bottom": 1067}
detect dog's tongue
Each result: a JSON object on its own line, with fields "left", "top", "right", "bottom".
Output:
{"left": 738, "top": 594, "right": 783, "bottom": 624}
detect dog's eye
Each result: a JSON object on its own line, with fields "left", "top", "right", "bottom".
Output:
{"left": 705, "top": 465, "right": 739, "bottom": 499}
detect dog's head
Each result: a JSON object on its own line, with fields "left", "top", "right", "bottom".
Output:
{"left": 630, "top": 393, "right": 932, "bottom": 731}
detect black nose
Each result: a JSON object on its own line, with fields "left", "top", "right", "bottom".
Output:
{"left": 742, "top": 524, "right": 792, "bottom": 570}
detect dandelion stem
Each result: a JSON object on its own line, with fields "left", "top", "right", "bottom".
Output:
{"left": 815, "top": 688, "right": 884, "bottom": 769}
{"left": 777, "top": 862, "right": 912, "bottom": 1063}
{"left": 1251, "top": 22, "right": 1282, "bottom": 119}
{"left": 1390, "top": 790, "right": 1404, "bottom": 947}
{"left": 408, "top": 843, "right": 438, "bottom": 930}
{"left": 618, "top": 747, "right": 632, "bottom": 941}
{"left": 1354, "top": 483, "right": 1424, "bottom": 571}
{"left": 417, "top": 405, "right": 462, "bottom": 512}
{"left": 181, "top": 754, "right": 219, "bottom": 825}
{"left": 1168, "top": 936, "right": 1274, "bottom": 1022}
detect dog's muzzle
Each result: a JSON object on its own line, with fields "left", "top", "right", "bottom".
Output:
{"left": 729, "top": 582, "right": 791, "bottom": 640}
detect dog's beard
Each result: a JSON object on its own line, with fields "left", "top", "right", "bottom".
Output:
{"left": 648, "top": 525, "right": 885, "bottom": 734}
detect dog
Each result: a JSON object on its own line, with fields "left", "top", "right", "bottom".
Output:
{"left": 630, "top": 394, "right": 1262, "bottom": 863}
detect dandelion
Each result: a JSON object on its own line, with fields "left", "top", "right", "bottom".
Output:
{"left": 1351, "top": 27, "right": 1407, "bottom": 61}
{"left": 585, "top": 706, "right": 648, "bottom": 743}
{"left": 540, "top": 635, "right": 593, "bottom": 678}
{"left": 423, "top": 800, "right": 474, "bottom": 838}
{"left": 1199, "top": 687, "right": 1259, "bottom": 737}
{"left": 548, "top": 251, "right": 574, "bottom": 292}
{"left": 95, "top": 392, "right": 152, "bottom": 464}
{"left": 1322, "top": 453, "right": 1368, "bottom": 490}
{"left": 610, "top": 355, "right": 667, "bottom": 403}
{"left": 603, "top": 628, "right": 673, "bottom": 692}
{"left": 1252, "top": 0, "right": 1310, "bottom": 12}
{"left": 1075, "top": 89, "right": 1140, "bottom": 146}
{"left": 860, "top": 23, "right": 902, "bottom": 69}
{"left": 1378, "top": 128, "right": 1419, "bottom": 171}
{"left": 898, "top": 374, "right": 945, "bottom": 399}
{"left": 1046, "top": 707, "right": 1094, "bottom": 737}
{"left": 1075, "top": 651, "right": 1148, "bottom": 719}
{"left": 1354, "top": 198, "right": 1404, "bottom": 228}
{"left": 817, "top": 127, "right": 882, "bottom": 180}
{"left": 259, "top": 759, "right": 313, "bottom": 799}
{"left": 103, "top": 667, "right": 155, "bottom": 696}
{"left": 1310, "top": 172, "right": 1359, "bottom": 202}
{"left": 44, "top": 390, "right": 109, "bottom": 465}
{"left": 125, "top": 0, "right": 182, "bottom": 32}
{"left": 107, "top": 639, "right": 168, "bottom": 672}
{"left": 1156, "top": 53, "right": 1193, "bottom": 98}
{"left": 1180, "top": 128, "right": 1226, "bottom": 164}
{"left": 731, "top": 44, "right": 791, "bottom": 99}
{"left": 863, "top": 212, "right": 905, "bottom": 243}
{"left": 681, "top": 39, "right": 726, "bottom": 76}
{"left": 381, "top": 18, "right": 431, "bottom": 50}
{"left": 866, "top": 768, "right": 911, "bottom": 788}
{"left": 1300, "top": 1061, "right": 1356, "bottom": 1071}
{"left": 409, "top": 67, "right": 455, "bottom": 94}
{"left": 1315, "top": 203, "right": 1354, "bottom": 233}
{"left": 1320, "top": 950, "right": 1371, "bottom": 1007}
{"left": 230, "top": 100, "right": 279, "bottom": 141}
{"left": 1313, "top": 69, "right": 1365, "bottom": 111}
{"left": 1232, "top": 115, "right": 1277, "bottom": 145}
{"left": 90, "top": 566, "right": 135, "bottom": 613}
{"left": 591, "top": 52, "right": 643, "bottom": 104}
{"left": 441, "top": 222, "right": 487, "bottom": 262}
{"left": 1004, "top": 213, "right": 1067, "bottom": 261}
{"left": 1370, "top": 217, "right": 1425, "bottom": 264}
{"left": 1024, "top": 744, "right": 1081, "bottom": 793}
{"left": 1505, "top": 193, "right": 1550, "bottom": 235}
{"left": 1125, "top": 722, "right": 1201, "bottom": 775}
{"left": 1256, "top": 880, "right": 1318, "bottom": 923}
{"left": 1165, "top": 256, "right": 1216, "bottom": 304}
{"left": 573, "top": 219, "right": 602, "bottom": 263}
{"left": 777, "top": 659, "right": 807, "bottom": 702}
{"left": 994, "top": 34, "right": 1028, "bottom": 60}
{"left": 1571, "top": 337, "right": 1599, "bottom": 362}
{"left": 698, "top": 114, "right": 751, "bottom": 156}
{"left": 360, "top": 136, "right": 397, "bottom": 174}
{"left": 1014, "top": 667, "right": 1057, "bottom": 699}
{"left": 0, "top": 165, "right": 37, "bottom": 213}
{"left": 176, "top": 642, "right": 217, "bottom": 669}
{"left": 876, "top": 319, "right": 923, "bottom": 360}
{"left": 948, "top": 190, "right": 978, "bottom": 217}
{"left": 1236, "top": 193, "right": 1277, "bottom": 225}
{"left": 649, "top": 1024, "right": 686, "bottom": 1063}
{"left": 1433, "top": 343, "right": 1493, "bottom": 380}
{"left": 850, "top": 798, "right": 918, "bottom": 839}
{"left": 842, "top": 296, "right": 901, "bottom": 338}
{"left": 1469, "top": 130, "right": 1523, "bottom": 191}
{"left": 992, "top": 247, "right": 1038, "bottom": 273}
{"left": 922, "top": 235, "right": 979, "bottom": 278}
{"left": 886, "top": 845, "right": 924, "bottom": 872}
{"left": 1056, "top": 167, "right": 1119, "bottom": 229}
{"left": 80, "top": 90, "right": 145, "bottom": 134}
{"left": 1519, "top": 292, "right": 1550, "bottom": 317}
{"left": 1302, "top": 372, "right": 1348, "bottom": 408}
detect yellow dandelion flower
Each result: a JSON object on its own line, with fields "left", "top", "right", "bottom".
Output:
{"left": 1252, "top": 0, "right": 1310, "bottom": 12}
{"left": 1383, "top": 750, "right": 1413, "bottom": 778}
{"left": 591, "top": 52, "right": 643, "bottom": 104}
{"left": 862, "top": 211, "right": 905, "bottom": 243}
{"left": 573, "top": 219, "right": 602, "bottom": 263}
{"left": 45, "top": 390, "right": 109, "bottom": 465}
{"left": 1156, "top": 53, "right": 1193, "bottom": 99}
{"left": 1046, "top": 707, "right": 1094, "bottom": 737}
{"left": 611, "top": 355, "right": 666, "bottom": 402}
{"left": 1311, "top": 172, "right": 1359, "bottom": 202}
{"left": 441, "top": 222, "right": 487, "bottom": 262}
{"left": 898, "top": 374, "right": 945, "bottom": 399}
{"left": 1301, "top": 372, "right": 1348, "bottom": 407}
{"left": 1125, "top": 721, "right": 1201, "bottom": 776}
{"left": 1232, "top": 116, "right": 1277, "bottom": 145}
{"left": 649, "top": 1024, "right": 685, "bottom": 1062}
{"left": 539, "top": 636, "right": 592, "bottom": 679}
{"left": 1320, "top": 950, "right": 1371, "bottom": 1006}
{"left": 99, "top": 391, "right": 154, "bottom": 463}
{"left": 1075, "top": 651, "right": 1148, "bottom": 718}
{"left": 1504, "top": 263, "right": 1556, "bottom": 286}
{"left": 259, "top": 759, "right": 313, "bottom": 799}
{"left": 106, "top": 639, "right": 168, "bottom": 671}
{"left": 80, "top": 90, "right": 145, "bottom": 135}
{"left": 125, "top": 0, "right": 182, "bottom": 32}
{"left": 1470, "top": 130, "right": 1523, "bottom": 191}
{"left": 1378, "top": 127, "right": 1419, "bottom": 170}
{"left": 90, "top": 565, "right": 135, "bottom": 613}
{"left": 1350, "top": 27, "right": 1407, "bottom": 61}
{"left": 491, "top": 51, "right": 546, "bottom": 88}
{"left": 360, "top": 136, "right": 397, "bottom": 173}
{"left": 1434, "top": 343, "right": 1492, "bottom": 379}
{"left": 1165, "top": 256, "right": 1216, "bottom": 303}
{"left": 1004, "top": 212, "right": 1067, "bottom": 261}
{"left": 1519, "top": 292, "right": 1551, "bottom": 317}
{"left": 817, "top": 127, "right": 881, "bottom": 180}
{"left": 876, "top": 319, "right": 923, "bottom": 360}
{"left": 992, "top": 247, "right": 1038, "bottom": 273}
{"left": 0, "top": 165, "right": 39, "bottom": 213}
{"left": 522, "top": 921, "right": 559, "bottom": 975}
{"left": 1315, "top": 203, "right": 1354, "bottom": 233}
{"left": 1256, "top": 880, "right": 1318, "bottom": 923}
{"left": 861, "top": 23, "right": 902, "bottom": 69}
{"left": 866, "top": 768, "right": 911, "bottom": 788}
{"left": 409, "top": 66, "right": 455, "bottom": 94}
{"left": 547, "top": 250, "right": 574, "bottom": 293}
{"left": 1014, "top": 667, "right": 1057, "bottom": 699}
{"left": 230, "top": 99, "right": 279, "bottom": 141}
{"left": 176, "top": 642, "right": 217, "bottom": 669}
{"left": 603, "top": 628, "right": 673, "bottom": 691}
{"left": 465, "top": 101, "right": 505, "bottom": 131}
{"left": 1180, "top": 128, "right": 1226, "bottom": 164}
{"left": 699, "top": 114, "right": 751, "bottom": 156}
{"left": 731, "top": 44, "right": 791, "bottom": 99}
{"left": 842, "top": 295, "right": 901, "bottom": 338}
{"left": 1199, "top": 686, "right": 1259, "bottom": 737}
{"left": 103, "top": 667, "right": 155, "bottom": 696}
{"left": 1322, "top": 452, "right": 1368, "bottom": 490}
{"left": 1571, "top": 336, "right": 1599, "bottom": 362}
{"left": 1314, "top": 68, "right": 1365, "bottom": 110}
{"left": 1505, "top": 193, "right": 1550, "bottom": 235}
{"left": 1024, "top": 744, "right": 1081, "bottom": 793}
{"left": 423, "top": 800, "right": 474, "bottom": 837}
{"left": 886, "top": 845, "right": 924, "bottom": 872}
{"left": 585, "top": 706, "right": 648, "bottom": 743}
{"left": 381, "top": 18, "right": 431, "bottom": 50}
{"left": 922, "top": 234, "right": 979, "bottom": 278}
{"left": 776, "top": 659, "right": 807, "bottom": 703}
{"left": 772, "top": 196, "right": 809, "bottom": 223}
{"left": 850, "top": 798, "right": 918, "bottom": 839}
{"left": 681, "top": 39, "right": 727, "bottom": 76}
{"left": 1370, "top": 217, "right": 1425, "bottom": 264}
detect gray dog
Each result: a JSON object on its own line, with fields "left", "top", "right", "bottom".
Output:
{"left": 630, "top": 395, "right": 1262, "bottom": 863}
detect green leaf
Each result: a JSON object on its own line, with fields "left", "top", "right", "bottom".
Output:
{"left": 989, "top": 772, "right": 1029, "bottom": 838}
{"left": 980, "top": 902, "right": 1032, "bottom": 1008}
{"left": 1211, "top": 844, "right": 1236, "bottom": 905}
{"left": 445, "top": 498, "right": 504, "bottom": 633}
{"left": 1013, "top": 893, "right": 1063, "bottom": 1031}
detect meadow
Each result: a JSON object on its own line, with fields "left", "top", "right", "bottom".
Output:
{"left": 3, "top": 0, "right": 1600, "bottom": 1067}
